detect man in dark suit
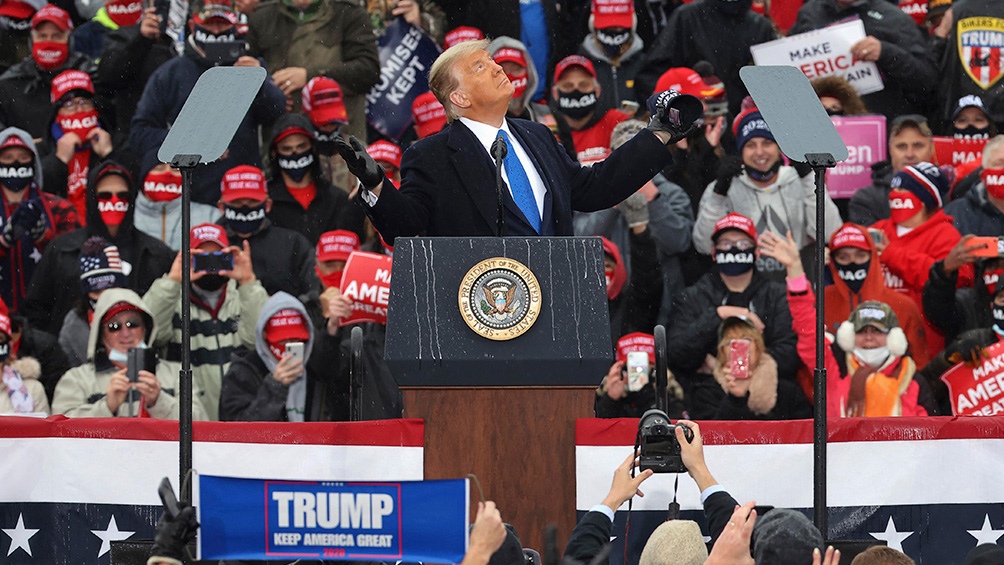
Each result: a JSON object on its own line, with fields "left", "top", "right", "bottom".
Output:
{"left": 334, "top": 39, "right": 700, "bottom": 243}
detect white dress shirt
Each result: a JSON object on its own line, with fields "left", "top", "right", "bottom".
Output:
{"left": 459, "top": 117, "right": 547, "bottom": 221}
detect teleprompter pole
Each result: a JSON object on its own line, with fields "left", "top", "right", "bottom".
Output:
{"left": 171, "top": 154, "right": 201, "bottom": 503}
{"left": 806, "top": 152, "right": 835, "bottom": 537}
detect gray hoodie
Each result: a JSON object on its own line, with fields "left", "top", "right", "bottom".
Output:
{"left": 254, "top": 291, "right": 315, "bottom": 422}
{"left": 488, "top": 36, "right": 539, "bottom": 119}
{"left": 0, "top": 127, "right": 43, "bottom": 188}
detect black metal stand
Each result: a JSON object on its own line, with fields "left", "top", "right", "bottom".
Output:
{"left": 653, "top": 324, "right": 668, "bottom": 412}
{"left": 349, "top": 326, "right": 364, "bottom": 421}
{"left": 170, "top": 154, "right": 200, "bottom": 503}
{"left": 805, "top": 152, "right": 836, "bottom": 537}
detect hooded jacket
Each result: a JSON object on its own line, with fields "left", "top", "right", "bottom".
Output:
{"left": 604, "top": 231, "right": 662, "bottom": 348}
{"left": 824, "top": 224, "right": 930, "bottom": 367}
{"left": 129, "top": 51, "right": 286, "bottom": 204}
{"left": 265, "top": 113, "right": 365, "bottom": 246}
{"left": 487, "top": 37, "right": 540, "bottom": 121}
{"left": 634, "top": 0, "right": 776, "bottom": 117}
{"left": 788, "top": 0, "right": 938, "bottom": 119}
{"left": 944, "top": 181, "right": 1004, "bottom": 238}
{"left": 579, "top": 27, "right": 645, "bottom": 113}
{"left": 20, "top": 158, "right": 174, "bottom": 334}
{"left": 692, "top": 166, "right": 842, "bottom": 256}
{"left": 0, "top": 127, "right": 81, "bottom": 313}
{"left": 0, "top": 51, "right": 98, "bottom": 141}
{"left": 923, "top": 258, "right": 999, "bottom": 344}
{"left": 144, "top": 272, "right": 268, "bottom": 421}
{"left": 132, "top": 151, "right": 220, "bottom": 250}
{"left": 51, "top": 287, "right": 209, "bottom": 419}
{"left": 244, "top": 0, "right": 378, "bottom": 141}
{"left": 220, "top": 291, "right": 340, "bottom": 422}
{"left": 933, "top": 0, "right": 1004, "bottom": 129}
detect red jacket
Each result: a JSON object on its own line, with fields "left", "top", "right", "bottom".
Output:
{"left": 824, "top": 223, "right": 931, "bottom": 367}
{"left": 873, "top": 209, "right": 961, "bottom": 355}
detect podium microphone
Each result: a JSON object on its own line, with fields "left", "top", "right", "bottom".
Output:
{"left": 491, "top": 133, "right": 508, "bottom": 237}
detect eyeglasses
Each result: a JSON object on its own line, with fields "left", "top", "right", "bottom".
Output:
{"left": 61, "top": 98, "right": 95, "bottom": 111}
{"left": 716, "top": 240, "right": 756, "bottom": 252}
{"left": 96, "top": 191, "right": 132, "bottom": 202}
{"left": 105, "top": 319, "right": 143, "bottom": 333}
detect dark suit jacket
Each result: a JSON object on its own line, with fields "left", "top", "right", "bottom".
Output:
{"left": 359, "top": 118, "right": 673, "bottom": 243}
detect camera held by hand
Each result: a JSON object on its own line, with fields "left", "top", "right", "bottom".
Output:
{"left": 637, "top": 408, "right": 693, "bottom": 473}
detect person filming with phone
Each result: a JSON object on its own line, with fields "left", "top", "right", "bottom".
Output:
{"left": 220, "top": 291, "right": 341, "bottom": 421}
{"left": 143, "top": 223, "right": 267, "bottom": 421}
{"left": 51, "top": 288, "right": 209, "bottom": 419}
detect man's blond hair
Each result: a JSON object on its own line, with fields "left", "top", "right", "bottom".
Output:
{"left": 850, "top": 546, "right": 915, "bottom": 565}
{"left": 428, "top": 39, "right": 490, "bottom": 122}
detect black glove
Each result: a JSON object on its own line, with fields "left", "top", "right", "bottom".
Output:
{"left": 149, "top": 504, "right": 199, "bottom": 565}
{"left": 713, "top": 155, "right": 744, "bottom": 195}
{"left": 333, "top": 135, "right": 387, "bottom": 190}
{"left": 792, "top": 160, "right": 813, "bottom": 178}
{"left": 945, "top": 333, "right": 989, "bottom": 367}
{"left": 646, "top": 89, "right": 704, "bottom": 145}
{"left": 1, "top": 199, "right": 43, "bottom": 246}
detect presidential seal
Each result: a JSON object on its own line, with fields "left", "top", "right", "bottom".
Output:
{"left": 458, "top": 257, "right": 541, "bottom": 341}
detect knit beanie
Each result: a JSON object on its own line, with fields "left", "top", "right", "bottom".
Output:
{"left": 967, "top": 544, "right": 1004, "bottom": 565}
{"left": 733, "top": 109, "right": 774, "bottom": 152}
{"left": 889, "top": 162, "right": 947, "bottom": 210}
{"left": 79, "top": 236, "right": 127, "bottom": 294}
{"left": 639, "top": 520, "right": 708, "bottom": 565}
{"left": 750, "top": 509, "right": 822, "bottom": 564}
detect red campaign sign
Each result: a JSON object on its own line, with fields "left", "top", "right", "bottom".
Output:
{"left": 941, "top": 340, "right": 1004, "bottom": 416}
{"left": 933, "top": 136, "right": 988, "bottom": 168}
{"left": 338, "top": 251, "right": 393, "bottom": 327}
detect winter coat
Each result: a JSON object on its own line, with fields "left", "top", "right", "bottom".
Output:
{"left": 10, "top": 315, "right": 73, "bottom": 402}
{"left": 0, "top": 358, "right": 50, "bottom": 415}
{"left": 574, "top": 173, "right": 693, "bottom": 327}
{"left": 944, "top": 181, "right": 1004, "bottom": 237}
{"left": 933, "top": 0, "right": 1004, "bottom": 129}
{"left": 634, "top": 0, "right": 777, "bottom": 117}
{"left": 789, "top": 0, "right": 938, "bottom": 119}
{"left": 329, "top": 322, "right": 403, "bottom": 421}
{"left": 0, "top": 127, "right": 81, "bottom": 312}
{"left": 487, "top": 36, "right": 540, "bottom": 121}
{"left": 245, "top": 0, "right": 379, "bottom": 141}
{"left": 222, "top": 218, "right": 320, "bottom": 303}
{"left": 922, "top": 259, "right": 998, "bottom": 344}
{"left": 51, "top": 287, "right": 209, "bottom": 419}
{"left": 606, "top": 228, "right": 663, "bottom": 347}
{"left": 712, "top": 352, "right": 812, "bottom": 420}
{"left": 71, "top": 12, "right": 116, "bottom": 62}
{"left": 788, "top": 286, "right": 933, "bottom": 417}
{"left": 578, "top": 30, "right": 646, "bottom": 112}
{"left": 872, "top": 209, "right": 961, "bottom": 354}
{"left": 667, "top": 270, "right": 799, "bottom": 382}
{"left": 58, "top": 307, "right": 91, "bottom": 368}
{"left": 824, "top": 225, "right": 930, "bottom": 367}
{"left": 847, "top": 161, "right": 893, "bottom": 227}
{"left": 0, "top": 52, "right": 98, "bottom": 141}
{"left": 368, "top": 0, "right": 446, "bottom": 44}
{"left": 220, "top": 292, "right": 341, "bottom": 422}
{"left": 21, "top": 158, "right": 174, "bottom": 335}
{"left": 916, "top": 328, "right": 1001, "bottom": 415}
{"left": 144, "top": 276, "right": 268, "bottom": 420}
{"left": 129, "top": 52, "right": 286, "bottom": 204}
{"left": 94, "top": 22, "right": 175, "bottom": 149}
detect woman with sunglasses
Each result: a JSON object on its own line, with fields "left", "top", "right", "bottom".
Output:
{"left": 52, "top": 288, "right": 208, "bottom": 419}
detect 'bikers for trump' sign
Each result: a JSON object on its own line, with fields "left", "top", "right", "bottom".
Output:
{"left": 197, "top": 476, "right": 468, "bottom": 562}
{"left": 339, "top": 251, "right": 394, "bottom": 327}
{"left": 941, "top": 340, "right": 1004, "bottom": 416}
{"left": 751, "top": 19, "right": 884, "bottom": 95}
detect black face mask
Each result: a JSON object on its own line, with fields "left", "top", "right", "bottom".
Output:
{"left": 556, "top": 90, "right": 597, "bottom": 120}
{"left": 836, "top": 260, "right": 870, "bottom": 294}
{"left": 993, "top": 304, "right": 1004, "bottom": 324}
{"left": 194, "top": 274, "right": 228, "bottom": 292}
{"left": 954, "top": 125, "right": 992, "bottom": 139}
{"left": 0, "top": 15, "right": 31, "bottom": 34}
{"left": 0, "top": 160, "right": 34, "bottom": 192}
{"left": 825, "top": 108, "right": 845, "bottom": 116}
{"left": 714, "top": 0, "right": 752, "bottom": 17}
{"left": 314, "top": 129, "right": 340, "bottom": 156}
{"left": 595, "top": 28, "right": 631, "bottom": 59}
{"left": 224, "top": 203, "right": 267, "bottom": 234}
{"left": 277, "top": 149, "right": 315, "bottom": 183}
{"left": 746, "top": 159, "right": 782, "bottom": 182}
{"left": 715, "top": 249, "right": 755, "bottom": 276}
{"left": 0, "top": 342, "right": 8, "bottom": 364}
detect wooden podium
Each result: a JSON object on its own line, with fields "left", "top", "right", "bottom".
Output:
{"left": 387, "top": 237, "right": 612, "bottom": 554}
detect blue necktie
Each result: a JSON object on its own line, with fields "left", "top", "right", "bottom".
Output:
{"left": 498, "top": 130, "right": 540, "bottom": 233}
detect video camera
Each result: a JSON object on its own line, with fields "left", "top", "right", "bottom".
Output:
{"left": 637, "top": 408, "right": 692, "bottom": 474}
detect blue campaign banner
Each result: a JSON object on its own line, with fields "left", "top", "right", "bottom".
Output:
{"left": 198, "top": 476, "right": 468, "bottom": 562}
{"left": 366, "top": 18, "right": 442, "bottom": 141}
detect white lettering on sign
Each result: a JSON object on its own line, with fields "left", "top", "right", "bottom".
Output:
{"left": 272, "top": 491, "right": 395, "bottom": 530}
